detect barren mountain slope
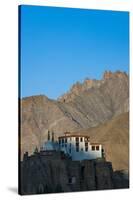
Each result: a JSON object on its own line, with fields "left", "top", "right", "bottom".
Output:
{"left": 20, "top": 71, "right": 129, "bottom": 162}
{"left": 21, "top": 95, "right": 89, "bottom": 158}
{"left": 78, "top": 112, "right": 129, "bottom": 170}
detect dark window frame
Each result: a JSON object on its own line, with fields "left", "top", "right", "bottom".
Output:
{"left": 76, "top": 142, "right": 79, "bottom": 147}
{"left": 84, "top": 137, "right": 89, "bottom": 142}
{"left": 68, "top": 177, "right": 76, "bottom": 184}
{"left": 92, "top": 146, "right": 95, "bottom": 151}
{"left": 96, "top": 146, "right": 99, "bottom": 151}
{"left": 85, "top": 147, "right": 88, "bottom": 152}
{"left": 76, "top": 147, "right": 79, "bottom": 152}
{"left": 85, "top": 142, "right": 88, "bottom": 147}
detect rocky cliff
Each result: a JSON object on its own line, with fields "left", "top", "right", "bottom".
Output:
{"left": 19, "top": 152, "right": 129, "bottom": 195}
{"left": 20, "top": 71, "right": 129, "bottom": 171}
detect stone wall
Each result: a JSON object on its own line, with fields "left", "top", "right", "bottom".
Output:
{"left": 19, "top": 151, "right": 129, "bottom": 195}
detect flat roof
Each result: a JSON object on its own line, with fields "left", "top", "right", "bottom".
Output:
{"left": 58, "top": 134, "right": 90, "bottom": 139}
{"left": 90, "top": 143, "right": 101, "bottom": 145}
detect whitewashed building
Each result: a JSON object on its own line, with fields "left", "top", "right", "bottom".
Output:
{"left": 42, "top": 131, "right": 103, "bottom": 161}
{"left": 58, "top": 132, "right": 103, "bottom": 161}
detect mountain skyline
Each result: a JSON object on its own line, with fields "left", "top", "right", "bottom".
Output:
{"left": 21, "top": 70, "right": 128, "bottom": 100}
{"left": 20, "top": 6, "right": 129, "bottom": 99}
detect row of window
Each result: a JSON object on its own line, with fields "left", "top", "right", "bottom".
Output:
{"left": 76, "top": 147, "right": 87, "bottom": 152}
{"left": 76, "top": 137, "right": 89, "bottom": 142}
{"left": 91, "top": 146, "right": 99, "bottom": 151}
{"left": 76, "top": 142, "right": 88, "bottom": 146}
{"left": 60, "top": 143, "right": 99, "bottom": 152}
{"left": 76, "top": 145, "right": 99, "bottom": 152}
{"left": 60, "top": 143, "right": 88, "bottom": 148}
{"left": 59, "top": 138, "right": 68, "bottom": 144}
{"left": 59, "top": 137, "right": 89, "bottom": 144}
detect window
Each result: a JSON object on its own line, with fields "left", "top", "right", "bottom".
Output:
{"left": 65, "top": 138, "right": 67, "bottom": 143}
{"left": 76, "top": 147, "right": 79, "bottom": 152}
{"left": 38, "top": 184, "right": 44, "bottom": 194}
{"left": 65, "top": 144, "right": 67, "bottom": 148}
{"left": 76, "top": 143, "right": 79, "bottom": 147}
{"left": 69, "top": 148, "right": 71, "bottom": 154}
{"left": 84, "top": 137, "right": 89, "bottom": 142}
{"left": 62, "top": 139, "right": 64, "bottom": 143}
{"left": 102, "top": 148, "right": 105, "bottom": 158}
{"left": 68, "top": 177, "right": 76, "bottom": 184}
{"left": 62, "top": 144, "right": 64, "bottom": 148}
{"left": 59, "top": 139, "right": 61, "bottom": 144}
{"left": 85, "top": 142, "right": 88, "bottom": 147}
{"left": 92, "top": 146, "right": 95, "bottom": 151}
{"left": 68, "top": 178, "right": 72, "bottom": 184}
{"left": 81, "top": 166, "right": 85, "bottom": 180}
{"left": 85, "top": 147, "right": 88, "bottom": 151}
{"left": 80, "top": 137, "right": 83, "bottom": 142}
{"left": 76, "top": 137, "right": 79, "bottom": 142}
{"left": 96, "top": 146, "right": 99, "bottom": 151}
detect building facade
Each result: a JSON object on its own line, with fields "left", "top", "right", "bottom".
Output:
{"left": 42, "top": 131, "right": 103, "bottom": 161}
{"left": 58, "top": 132, "right": 102, "bottom": 161}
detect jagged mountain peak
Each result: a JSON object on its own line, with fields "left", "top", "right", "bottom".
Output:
{"left": 58, "top": 70, "right": 128, "bottom": 103}
{"left": 103, "top": 70, "right": 128, "bottom": 80}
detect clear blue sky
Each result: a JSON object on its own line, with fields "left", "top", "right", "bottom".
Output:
{"left": 20, "top": 5, "right": 129, "bottom": 99}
